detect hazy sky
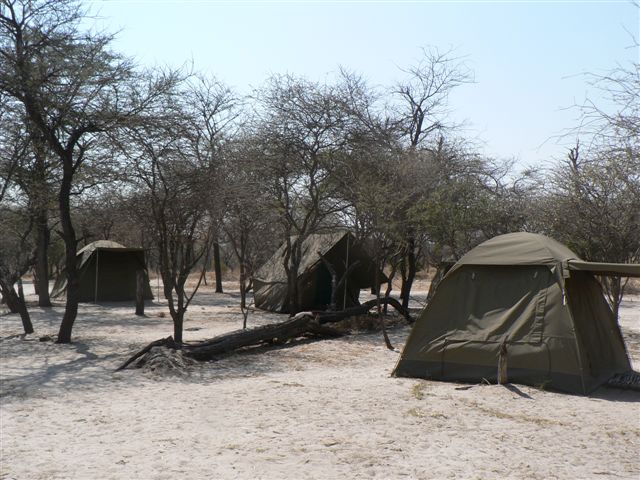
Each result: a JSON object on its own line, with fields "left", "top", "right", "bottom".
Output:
{"left": 89, "top": 0, "right": 638, "bottom": 168}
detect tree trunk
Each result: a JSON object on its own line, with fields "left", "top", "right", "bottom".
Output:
{"left": 610, "top": 277, "right": 622, "bottom": 321}
{"left": 601, "top": 276, "right": 627, "bottom": 321}
{"left": 135, "top": 270, "right": 145, "bottom": 316}
{"left": 242, "top": 306, "right": 249, "bottom": 330}
{"left": 173, "top": 310, "right": 184, "bottom": 344}
{"left": 56, "top": 165, "right": 79, "bottom": 344}
{"left": 16, "top": 278, "right": 34, "bottom": 334}
{"left": 400, "top": 236, "right": 417, "bottom": 310}
{"left": 35, "top": 209, "right": 51, "bottom": 307}
{"left": 0, "top": 280, "right": 34, "bottom": 334}
{"left": 383, "top": 263, "right": 398, "bottom": 315}
{"left": 239, "top": 261, "right": 246, "bottom": 310}
{"left": 375, "top": 254, "right": 393, "bottom": 350}
{"left": 33, "top": 269, "right": 39, "bottom": 295}
{"left": 213, "top": 241, "right": 223, "bottom": 293}
{"left": 171, "top": 285, "right": 186, "bottom": 344}
{"left": 426, "top": 263, "right": 453, "bottom": 301}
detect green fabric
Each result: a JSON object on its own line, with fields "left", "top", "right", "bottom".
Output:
{"left": 253, "top": 231, "right": 385, "bottom": 313}
{"left": 51, "top": 241, "right": 154, "bottom": 302}
{"left": 447, "top": 232, "right": 579, "bottom": 275}
{"left": 76, "top": 240, "right": 127, "bottom": 268}
{"left": 393, "top": 233, "right": 632, "bottom": 395}
{"left": 565, "top": 272, "right": 631, "bottom": 386}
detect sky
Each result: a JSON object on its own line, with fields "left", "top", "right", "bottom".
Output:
{"left": 88, "top": 0, "right": 638, "bottom": 169}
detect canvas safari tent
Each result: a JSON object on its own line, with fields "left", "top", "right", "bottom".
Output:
{"left": 393, "top": 232, "right": 640, "bottom": 394}
{"left": 52, "top": 240, "right": 153, "bottom": 302}
{"left": 253, "top": 231, "right": 385, "bottom": 313}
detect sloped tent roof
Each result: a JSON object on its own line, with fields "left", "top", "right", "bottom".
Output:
{"left": 253, "top": 231, "right": 386, "bottom": 313}
{"left": 52, "top": 240, "right": 154, "bottom": 302}
{"left": 448, "top": 232, "right": 640, "bottom": 277}
{"left": 394, "top": 232, "right": 638, "bottom": 394}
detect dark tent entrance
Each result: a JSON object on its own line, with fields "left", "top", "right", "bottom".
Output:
{"left": 309, "top": 262, "right": 361, "bottom": 309}
{"left": 52, "top": 240, "right": 153, "bottom": 302}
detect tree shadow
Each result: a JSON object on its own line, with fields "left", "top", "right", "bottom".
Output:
{"left": 587, "top": 387, "right": 640, "bottom": 402}
{"left": 0, "top": 339, "right": 131, "bottom": 403}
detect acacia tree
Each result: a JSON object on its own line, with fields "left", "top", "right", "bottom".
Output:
{"left": 0, "top": 95, "right": 25, "bottom": 204}
{"left": 0, "top": 98, "right": 34, "bottom": 332}
{"left": 544, "top": 143, "right": 639, "bottom": 319}
{"left": 220, "top": 136, "right": 278, "bottom": 319}
{"left": 0, "top": 0, "right": 178, "bottom": 342}
{"left": 547, "top": 48, "right": 640, "bottom": 318}
{"left": 339, "top": 147, "right": 413, "bottom": 348}
{"left": 0, "top": 206, "right": 35, "bottom": 333}
{"left": 576, "top": 61, "right": 639, "bottom": 152}
{"left": 409, "top": 137, "right": 536, "bottom": 258}
{"left": 334, "top": 69, "right": 430, "bottom": 315}
{"left": 253, "top": 74, "right": 353, "bottom": 314}
{"left": 0, "top": 89, "right": 54, "bottom": 307}
{"left": 389, "top": 47, "right": 473, "bottom": 308}
{"left": 123, "top": 79, "right": 219, "bottom": 344}
{"left": 183, "top": 75, "right": 239, "bottom": 294}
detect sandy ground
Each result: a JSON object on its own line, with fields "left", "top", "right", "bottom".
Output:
{"left": 1, "top": 282, "right": 639, "bottom": 480}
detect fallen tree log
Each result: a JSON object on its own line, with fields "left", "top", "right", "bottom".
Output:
{"left": 116, "top": 297, "right": 413, "bottom": 370}
{"left": 185, "top": 311, "right": 322, "bottom": 360}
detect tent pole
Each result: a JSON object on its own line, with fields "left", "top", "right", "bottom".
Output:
{"left": 94, "top": 250, "right": 99, "bottom": 303}
{"left": 343, "top": 234, "right": 349, "bottom": 309}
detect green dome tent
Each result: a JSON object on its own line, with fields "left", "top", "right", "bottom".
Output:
{"left": 51, "top": 240, "right": 154, "bottom": 302}
{"left": 393, "top": 232, "right": 639, "bottom": 394}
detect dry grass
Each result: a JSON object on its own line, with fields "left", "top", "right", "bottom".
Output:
{"left": 458, "top": 398, "right": 568, "bottom": 427}
{"left": 406, "top": 407, "right": 426, "bottom": 418}
{"left": 412, "top": 381, "right": 429, "bottom": 400}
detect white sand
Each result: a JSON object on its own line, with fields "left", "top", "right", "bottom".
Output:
{"left": 1, "top": 283, "right": 639, "bottom": 479}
